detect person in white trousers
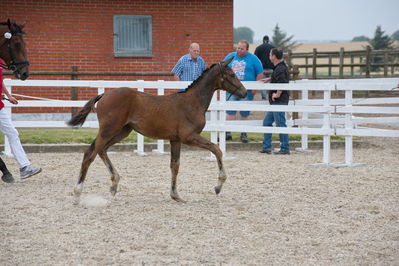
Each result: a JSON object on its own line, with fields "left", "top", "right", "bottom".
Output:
{"left": 1, "top": 69, "right": 41, "bottom": 182}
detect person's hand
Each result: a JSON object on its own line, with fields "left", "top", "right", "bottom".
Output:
{"left": 8, "top": 96, "right": 18, "bottom": 104}
{"left": 260, "top": 77, "right": 271, "bottom": 83}
{"left": 271, "top": 93, "right": 279, "bottom": 102}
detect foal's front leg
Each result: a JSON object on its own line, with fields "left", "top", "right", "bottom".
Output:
{"left": 170, "top": 141, "right": 186, "bottom": 202}
{"left": 185, "top": 135, "right": 227, "bottom": 195}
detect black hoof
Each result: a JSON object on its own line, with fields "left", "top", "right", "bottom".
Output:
{"left": 214, "top": 186, "right": 221, "bottom": 195}
{"left": 1, "top": 173, "right": 15, "bottom": 183}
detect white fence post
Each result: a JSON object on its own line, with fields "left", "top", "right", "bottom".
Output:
{"left": 153, "top": 80, "right": 168, "bottom": 155}
{"left": 208, "top": 93, "right": 218, "bottom": 160}
{"left": 134, "top": 80, "right": 147, "bottom": 156}
{"left": 322, "top": 88, "right": 332, "bottom": 164}
{"left": 219, "top": 90, "right": 227, "bottom": 156}
{"left": 344, "top": 89, "right": 353, "bottom": 165}
{"left": 335, "top": 89, "right": 363, "bottom": 167}
{"left": 297, "top": 89, "right": 310, "bottom": 152}
{"left": 210, "top": 93, "right": 218, "bottom": 145}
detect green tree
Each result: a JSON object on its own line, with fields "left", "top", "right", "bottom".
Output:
{"left": 368, "top": 25, "right": 394, "bottom": 72}
{"left": 391, "top": 30, "right": 399, "bottom": 41}
{"left": 234, "top": 27, "right": 254, "bottom": 43}
{"left": 270, "top": 24, "right": 297, "bottom": 51}
{"left": 351, "top": 35, "right": 370, "bottom": 42}
{"left": 369, "top": 25, "right": 394, "bottom": 50}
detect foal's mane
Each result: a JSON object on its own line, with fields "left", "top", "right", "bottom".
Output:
{"left": 182, "top": 63, "right": 218, "bottom": 92}
{"left": 0, "top": 21, "right": 25, "bottom": 34}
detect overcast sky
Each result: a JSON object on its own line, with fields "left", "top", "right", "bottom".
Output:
{"left": 234, "top": 0, "right": 399, "bottom": 42}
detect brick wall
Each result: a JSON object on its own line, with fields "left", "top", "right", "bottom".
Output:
{"left": 2, "top": 0, "right": 234, "bottom": 113}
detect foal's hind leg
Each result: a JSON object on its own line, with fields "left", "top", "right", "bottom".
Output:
{"left": 169, "top": 141, "right": 186, "bottom": 202}
{"left": 98, "top": 151, "right": 120, "bottom": 196}
{"left": 73, "top": 140, "right": 98, "bottom": 204}
{"left": 184, "top": 135, "right": 227, "bottom": 195}
{"left": 99, "top": 123, "right": 134, "bottom": 196}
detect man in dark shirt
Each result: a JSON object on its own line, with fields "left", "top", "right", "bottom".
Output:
{"left": 254, "top": 35, "right": 275, "bottom": 100}
{"left": 259, "top": 48, "right": 290, "bottom": 155}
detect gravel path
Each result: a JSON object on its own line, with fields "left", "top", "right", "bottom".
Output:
{"left": 1, "top": 139, "right": 398, "bottom": 265}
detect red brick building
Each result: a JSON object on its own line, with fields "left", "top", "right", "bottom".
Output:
{"left": 2, "top": 0, "right": 234, "bottom": 114}
{"left": 3, "top": 0, "right": 234, "bottom": 79}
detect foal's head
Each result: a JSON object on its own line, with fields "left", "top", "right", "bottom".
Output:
{"left": 0, "top": 19, "right": 29, "bottom": 80}
{"left": 215, "top": 57, "right": 247, "bottom": 98}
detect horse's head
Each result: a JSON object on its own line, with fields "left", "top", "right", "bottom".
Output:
{"left": 0, "top": 19, "right": 29, "bottom": 80}
{"left": 216, "top": 57, "right": 247, "bottom": 98}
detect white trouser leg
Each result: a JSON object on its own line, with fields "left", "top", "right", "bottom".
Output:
{"left": 0, "top": 108, "right": 30, "bottom": 168}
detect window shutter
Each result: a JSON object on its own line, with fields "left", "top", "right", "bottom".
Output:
{"left": 114, "top": 15, "right": 152, "bottom": 56}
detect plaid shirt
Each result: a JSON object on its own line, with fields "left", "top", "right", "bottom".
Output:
{"left": 172, "top": 54, "right": 206, "bottom": 81}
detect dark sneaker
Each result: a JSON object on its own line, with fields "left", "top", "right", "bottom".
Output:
{"left": 20, "top": 165, "right": 42, "bottom": 179}
{"left": 273, "top": 150, "right": 290, "bottom": 155}
{"left": 259, "top": 149, "right": 271, "bottom": 154}
{"left": 226, "top": 132, "right": 232, "bottom": 141}
{"left": 1, "top": 172, "right": 15, "bottom": 183}
{"left": 240, "top": 132, "right": 249, "bottom": 143}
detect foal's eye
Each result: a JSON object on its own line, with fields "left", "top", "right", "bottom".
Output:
{"left": 230, "top": 73, "right": 236, "bottom": 77}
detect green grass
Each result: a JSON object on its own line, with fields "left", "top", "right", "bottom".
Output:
{"left": 0, "top": 128, "right": 345, "bottom": 144}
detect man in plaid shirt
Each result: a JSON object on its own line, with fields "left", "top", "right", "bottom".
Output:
{"left": 172, "top": 43, "right": 206, "bottom": 92}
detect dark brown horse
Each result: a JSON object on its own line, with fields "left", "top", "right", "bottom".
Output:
{"left": 0, "top": 19, "right": 29, "bottom": 80}
{"left": 68, "top": 57, "right": 246, "bottom": 203}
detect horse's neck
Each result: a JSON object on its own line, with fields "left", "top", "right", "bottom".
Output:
{"left": 191, "top": 67, "right": 218, "bottom": 111}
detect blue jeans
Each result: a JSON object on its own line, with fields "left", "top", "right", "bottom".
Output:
{"left": 262, "top": 103, "right": 290, "bottom": 151}
{"left": 226, "top": 90, "right": 254, "bottom": 117}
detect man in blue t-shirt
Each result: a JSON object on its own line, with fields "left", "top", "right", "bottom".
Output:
{"left": 224, "top": 40, "right": 263, "bottom": 143}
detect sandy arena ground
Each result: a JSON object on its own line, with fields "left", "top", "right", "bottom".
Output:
{"left": 1, "top": 138, "right": 398, "bottom": 265}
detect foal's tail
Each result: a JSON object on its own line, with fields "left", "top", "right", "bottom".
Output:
{"left": 67, "top": 94, "right": 103, "bottom": 127}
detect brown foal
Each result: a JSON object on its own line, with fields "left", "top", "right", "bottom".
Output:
{"left": 68, "top": 57, "right": 247, "bottom": 203}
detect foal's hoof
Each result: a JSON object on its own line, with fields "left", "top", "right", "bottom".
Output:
{"left": 110, "top": 186, "right": 117, "bottom": 196}
{"left": 73, "top": 196, "right": 80, "bottom": 205}
{"left": 214, "top": 186, "right": 222, "bottom": 195}
{"left": 171, "top": 195, "right": 187, "bottom": 203}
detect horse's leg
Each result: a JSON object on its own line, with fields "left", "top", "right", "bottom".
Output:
{"left": 98, "top": 124, "right": 134, "bottom": 196}
{"left": 73, "top": 140, "right": 98, "bottom": 204}
{"left": 74, "top": 131, "right": 114, "bottom": 204}
{"left": 170, "top": 140, "right": 186, "bottom": 202}
{"left": 184, "top": 135, "right": 227, "bottom": 195}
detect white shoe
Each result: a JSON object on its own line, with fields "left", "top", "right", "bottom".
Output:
{"left": 20, "top": 165, "right": 42, "bottom": 179}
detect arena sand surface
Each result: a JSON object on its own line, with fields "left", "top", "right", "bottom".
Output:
{"left": 1, "top": 138, "right": 398, "bottom": 265}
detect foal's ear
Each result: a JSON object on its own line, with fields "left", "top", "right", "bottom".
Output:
{"left": 222, "top": 56, "right": 234, "bottom": 67}
{"left": 7, "top": 19, "right": 12, "bottom": 30}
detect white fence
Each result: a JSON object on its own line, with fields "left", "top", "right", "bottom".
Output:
{"left": 3, "top": 78, "right": 399, "bottom": 166}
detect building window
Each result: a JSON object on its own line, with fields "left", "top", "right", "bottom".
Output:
{"left": 113, "top": 15, "right": 152, "bottom": 57}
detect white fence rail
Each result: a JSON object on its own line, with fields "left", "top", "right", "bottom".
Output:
{"left": 3, "top": 78, "right": 399, "bottom": 166}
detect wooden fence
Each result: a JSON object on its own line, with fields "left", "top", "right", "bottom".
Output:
{"left": 285, "top": 46, "right": 399, "bottom": 79}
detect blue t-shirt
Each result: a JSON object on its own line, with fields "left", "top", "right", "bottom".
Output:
{"left": 223, "top": 52, "right": 263, "bottom": 81}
